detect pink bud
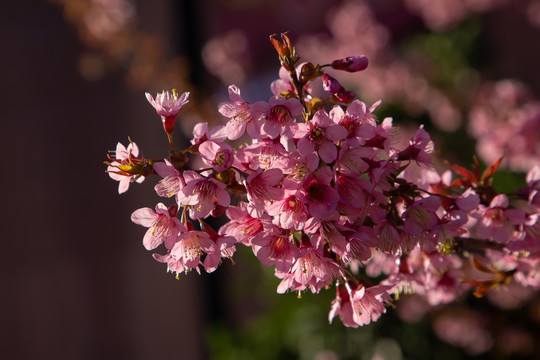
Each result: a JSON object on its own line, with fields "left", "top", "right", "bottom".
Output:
{"left": 322, "top": 73, "right": 342, "bottom": 94}
{"left": 330, "top": 55, "right": 369, "bottom": 72}
{"left": 336, "top": 89, "right": 356, "bottom": 103}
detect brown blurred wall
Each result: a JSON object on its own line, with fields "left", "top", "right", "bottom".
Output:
{"left": 0, "top": 1, "right": 205, "bottom": 359}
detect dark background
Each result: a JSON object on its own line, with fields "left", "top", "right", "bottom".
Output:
{"left": 1, "top": 1, "right": 205, "bottom": 359}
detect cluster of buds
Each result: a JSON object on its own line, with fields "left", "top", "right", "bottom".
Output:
{"left": 105, "top": 34, "right": 540, "bottom": 328}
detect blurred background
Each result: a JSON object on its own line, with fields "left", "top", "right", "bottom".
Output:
{"left": 3, "top": 0, "right": 540, "bottom": 359}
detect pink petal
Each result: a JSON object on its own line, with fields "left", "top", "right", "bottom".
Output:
{"left": 318, "top": 142, "right": 338, "bottom": 163}
{"left": 260, "top": 168, "right": 284, "bottom": 186}
{"left": 142, "top": 230, "right": 162, "bottom": 250}
{"left": 297, "top": 138, "right": 315, "bottom": 157}
{"left": 208, "top": 125, "right": 228, "bottom": 142}
{"left": 455, "top": 189, "right": 480, "bottom": 211}
{"left": 347, "top": 100, "right": 367, "bottom": 116}
{"left": 227, "top": 85, "right": 243, "bottom": 102}
{"left": 118, "top": 178, "right": 130, "bottom": 194}
{"left": 225, "top": 120, "right": 246, "bottom": 140}
{"left": 329, "top": 105, "right": 345, "bottom": 123}
{"left": 153, "top": 160, "right": 177, "bottom": 178}
{"left": 182, "top": 170, "right": 202, "bottom": 183}
{"left": 131, "top": 207, "right": 157, "bottom": 226}
{"left": 218, "top": 103, "right": 240, "bottom": 118}
{"left": 526, "top": 166, "right": 540, "bottom": 184}
{"left": 198, "top": 141, "right": 220, "bottom": 161}
{"left": 262, "top": 121, "right": 280, "bottom": 139}
{"left": 216, "top": 188, "right": 231, "bottom": 207}
{"left": 325, "top": 124, "right": 348, "bottom": 141}
{"left": 490, "top": 194, "right": 509, "bottom": 209}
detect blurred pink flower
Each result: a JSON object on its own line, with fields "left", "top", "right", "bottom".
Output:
{"left": 432, "top": 307, "right": 493, "bottom": 354}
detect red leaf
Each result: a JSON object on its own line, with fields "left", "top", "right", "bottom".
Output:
{"left": 447, "top": 161, "right": 477, "bottom": 184}
{"left": 481, "top": 155, "right": 504, "bottom": 183}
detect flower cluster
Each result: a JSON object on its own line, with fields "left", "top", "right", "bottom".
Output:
{"left": 105, "top": 34, "right": 540, "bottom": 328}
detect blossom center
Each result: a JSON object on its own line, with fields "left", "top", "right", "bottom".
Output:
{"left": 340, "top": 115, "right": 359, "bottom": 135}
{"left": 213, "top": 150, "right": 228, "bottom": 167}
{"left": 308, "top": 127, "right": 325, "bottom": 145}
{"left": 307, "top": 179, "right": 326, "bottom": 203}
{"left": 269, "top": 105, "right": 291, "bottom": 124}
{"left": 270, "top": 235, "right": 289, "bottom": 257}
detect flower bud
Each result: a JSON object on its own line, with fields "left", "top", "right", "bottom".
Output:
{"left": 269, "top": 33, "right": 300, "bottom": 71}
{"left": 330, "top": 55, "right": 369, "bottom": 72}
{"left": 335, "top": 89, "right": 356, "bottom": 104}
{"left": 322, "top": 73, "right": 342, "bottom": 94}
{"left": 298, "top": 62, "right": 320, "bottom": 82}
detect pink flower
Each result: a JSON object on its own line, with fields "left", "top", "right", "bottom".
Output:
{"left": 270, "top": 66, "right": 295, "bottom": 95}
{"left": 433, "top": 209, "right": 469, "bottom": 247}
{"left": 153, "top": 222, "right": 236, "bottom": 275}
{"left": 422, "top": 252, "right": 464, "bottom": 305}
{"left": 401, "top": 196, "right": 442, "bottom": 236}
{"left": 400, "top": 162, "right": 442, "bottom": 190}
{"left": 454, "top": 188, "right": 480, "bottom": 212}
{"left": 365, "top": 251, "right": 399, "bottom": 278}
{"left": 234, "top": 139, "right": 291, "bottom": 172}
{"left": 251, "top": 226, "right": 300, "bottom": 274}
{"left": 304, "top": 210, "right": 348, "bottom": 254}
{"left": 198, "top": 141, "right": 234, "bottom": 172}
{"left": 374, "top": 217, "right": 403, "bottom": 256}
{"left": 364, "top": 117, "right": 398, "bottom": 151}
{"left": 329, "top": 100, "right": 377, "bottom": 145}
{"left": 472, "top": 194, "right": 527, "bottom": 243}
{"left": 107, "top": 141, "right": 146, "bottom": 194}
{"left": 335, "top": 172, "right": 368, "bottom": 210}
{"left": 397, "top": 125, "right": 434, "bottom": 165}
{"left": 254, "top": 96, "right": 303, "bottom": 139}
{"left": 297, "top": 166, "right": 340, "bottom": 218}
{"left": 284, "top": 151, "right": 320, "bottom": 183}
{"left": 296, "top": 110, "right": 348, "bottom": 163}
{"left": 219, "top": 202, "right": 270, "bottom": 246}
{"left": 329, "top": 282, "right": 390, "bottom": 327}
{"left": 177, "top": 170, "right": 231, "bottom": 219}
{"left": 167, "top": 230, "right": 218, "bottom": 274}
{"left": 131, "top": 203, "right": 185, "bottom": 250}
{"left": 345, "top": 227, "right": 378, "bottom": 263}
{"left": 334, "top": 145, "right": 371, "bottom": 175}
{"left": 212, "top": 235, "right": 237, "bottom": 268}
{"left": 145, "top": 90, "right": 190, "bottom": 134}
{"left": 153, "top": 159, "right": 185, "bottom": 198}
{"left": 267, "top": 188, "right": 309, "bottom": 231}
{"left": 190, "top": 122, "right": 228, "bottom": 146}
{"left": 244, "top": 168, "right": 284, "bottom": 217}
{"left": 218, "top": 85, "right": 261, "bottom": 140}
{"left": 277, "top": 244, "right": 341, "bottom": 294}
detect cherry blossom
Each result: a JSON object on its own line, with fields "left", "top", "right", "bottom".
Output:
{"left": 329, "top": 282, "right": 391, "bottom": 327}
{"left": 146, "top": 90, "right": 190, "bottom": 134}
{"left": 106, "top": 33, "right": 540, "bottom": 331}
{"left": 177, "top": 171, "right": 231, "bottom": 220}
{"left": 131, "top": 203, "right": 185, "bottom": 250}
{"left": 106, "top": 140, "right": 146, "bottom": 194}
{"left": 218, "top": 85, "right": 261, "bottom": 140}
